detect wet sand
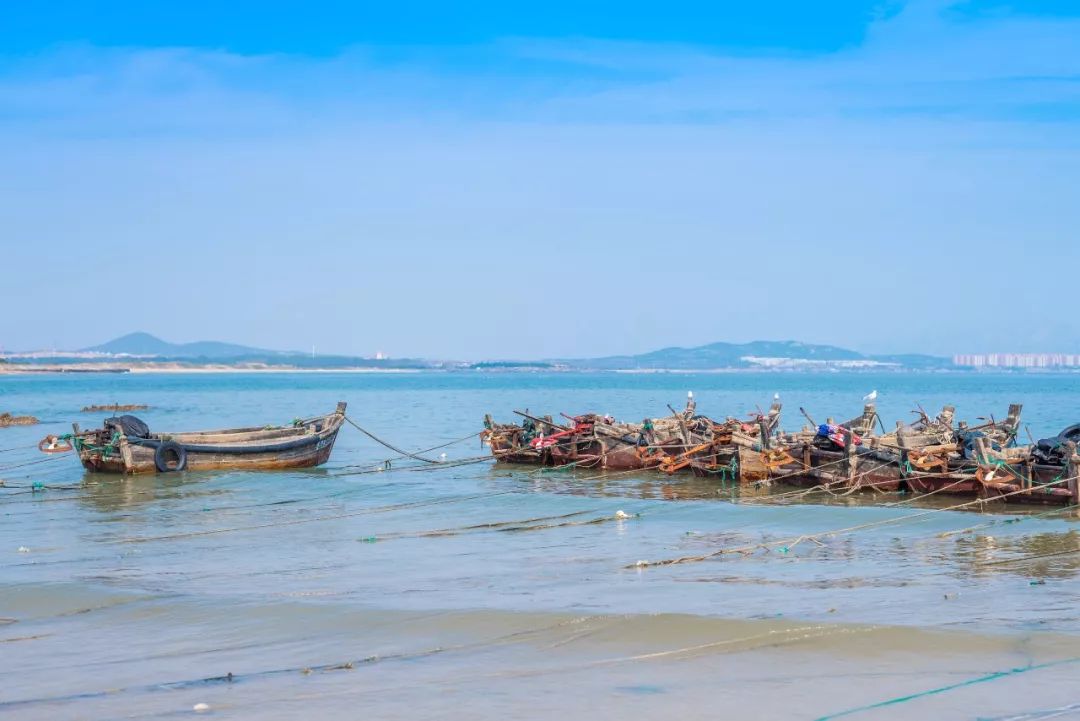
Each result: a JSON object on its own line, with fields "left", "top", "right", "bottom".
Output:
{"left": 4, "top": 591, "right": 1079, "bottom": 720}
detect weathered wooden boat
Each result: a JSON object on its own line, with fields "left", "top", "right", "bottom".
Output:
{"left": 544, "top": 414, "right": 662, "bottom": 471}
{"left": 958, "top": 429, "right": 1080, "bottom": 506}
{"left": 549, "top": 397, "right": 720, "bottom": 471}
{"left": 483, "top": 396, "right": 706, "bottom": 471}
{"left": 480, "top": 396, "right": 1075, "bottom": 508}
{"left": 888, "top": 404, "right": 1025, "bottom": 497}
{"left": 485, "top": 395, "right": 784, "bottom": 476}
{"left": 675, "top": 400, "right": 786, "bottom": 482}
{"left": 776, "top": 403, "right": 1025, "bottom": 497}
{"left": 772, "top": 402, "right": 902, "bottom": 492}
{"left": 62, "top": 403, "right": 347, "bottom": 474}
{"left": 482, "top": 412, "right": 556, "bottom": 465}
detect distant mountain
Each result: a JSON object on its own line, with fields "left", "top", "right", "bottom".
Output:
{"left": 75, "top": 333, "right": 949, "bottom": 370}
{"left": 563, "top": 340, "right": 950, "bottom": 370}
{"left": 83, "top": 332, "right": 286, "bottom": 359}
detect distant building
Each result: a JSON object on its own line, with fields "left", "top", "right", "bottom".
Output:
{"left": 742, "top": 356, "right": 898, "bottom": 369}
{"left": 953, "top": 353, "right": 1080, "bottom": 368}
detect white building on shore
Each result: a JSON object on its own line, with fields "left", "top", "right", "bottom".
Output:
{"left": 953, "top": 353, "right": 1080, "bottom": 368}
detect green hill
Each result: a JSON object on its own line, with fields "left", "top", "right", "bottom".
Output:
{"left": 564, "top": 340, "right": 947, "bottom": 370}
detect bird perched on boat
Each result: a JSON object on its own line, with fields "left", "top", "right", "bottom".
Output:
{"left": 863, "top": 390, "right": 878, "bottom": 402}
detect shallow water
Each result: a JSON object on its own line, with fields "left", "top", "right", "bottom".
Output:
{"left": 2, "top": 371, "right": 1079, "bottom": 719}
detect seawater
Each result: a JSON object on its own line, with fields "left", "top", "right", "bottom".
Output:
{"left": 1, "top": 371, "right": 1079, "bottom": 720}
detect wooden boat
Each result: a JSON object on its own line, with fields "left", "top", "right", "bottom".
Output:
{"left": 483, "top": 399, "right": 703, "bottom": 471}
{"left": 66, "top": 402, "right": 347, "bottom": 474}
{"left": 482, "top": 412, "right": 555, "bottom": 465}
{"left": 675, "top": 401, "right": 787, "bottom": 482}
{"left": 889, "top": 404, "right": 1024, "bottom": 497}
{"left": 958, "top": 431, "right": 1080, "bottom": 506}
{"left": 547, "top": 400, "right": 716, "bottom": 472}
{"left": 773, "top": 403, "right": 902, "bottom": 492}
{"left": 480, "top": 397, "right": 1075, "bottom": 508}
{"left": 485, "top": 396, "right": 783, "bottom": 475}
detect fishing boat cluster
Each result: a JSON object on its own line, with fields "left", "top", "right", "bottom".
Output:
{"left": 482, "top": 395, "right": 1080, "bottom": 507}
{"left": 30, "top": 393, "right": 1080, "bottom": 509}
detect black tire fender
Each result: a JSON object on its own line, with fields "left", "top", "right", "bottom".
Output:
{"left": 1057, "top": 424, "right": 1080, "bottom": 444}
{"left": 154, "top": 441, "right": 188, "bottom": 472}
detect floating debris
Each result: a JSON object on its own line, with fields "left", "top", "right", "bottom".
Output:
{"left": 81, "top": 404, "right": 150, "bottom": 412}
{"left": 0, "top": 412, "right": 38, "bottom": 428}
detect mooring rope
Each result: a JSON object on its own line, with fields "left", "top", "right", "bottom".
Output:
{"left": 981, "top": 701, "right": 1080, "bottom": 721}
{"left": 362, "top": 509, "right": 599, "bottom": 540}
{"left": 813, "top": 655, "right": 1080, "bottom": 721}
{"left": 336, "top": 428, "right": 484, "bottom": 471}
{"left": 630, "top": 473, "right": 1080, "bottom": 568}
{"left": 938, "top": 504, "right": 1080, "bottom": 538}
{"left": 110, "top": 490, "right": 520, "bottom": 544}
{"left": 0, "top": 454, "right": 68, "bottom": 473}
{"left": 343, "top": 416, "right": 444, "bottom": 464}
{"left": 358, "top": 509, "right": 640, "bottom": 542}
{"left": 0, "top": 442, "right": 45, "bottom": 455}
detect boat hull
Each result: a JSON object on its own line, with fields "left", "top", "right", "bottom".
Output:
{"left": 76, "top": 405, "right": 346, "bottom": 475}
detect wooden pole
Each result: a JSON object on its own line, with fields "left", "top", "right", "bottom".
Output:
{"left": 845, "top": 428, "right": 858, "bottom": 489}
{"left": 513, "top": 410, "right": 571, "bottom": 433}
{"left": 1065, "top": 441, "right": 1079, "bottom": 507}
{"left": 974, "top": 436, "right": 990, "bottom": 467}
{"left": 895, "top": 421, "right": 909, "bottom": 471}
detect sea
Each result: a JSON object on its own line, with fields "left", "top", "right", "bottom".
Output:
{"left": 1, "top": 370, "right": 1079, "bottom": 720}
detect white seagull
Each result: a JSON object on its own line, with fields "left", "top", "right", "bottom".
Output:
{"left": 863, "top": 390, "right": 878, "bottom": 402}
{"left": 774, "top": 392, "right": 780, "bottom": 401}
{"left": 688, "top": 391, "right": 694, "bottom": 399}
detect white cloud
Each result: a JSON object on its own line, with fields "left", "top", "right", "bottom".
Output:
{"left": 1, "top": 1, "right": 1078, "bottom": 134}
{"left": 1, "top": 1, "right": 1078, "bottom": 356}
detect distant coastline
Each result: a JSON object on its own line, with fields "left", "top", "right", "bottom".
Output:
{"left": 0, "top": 362, "right": 425, "bottom": 375}
{"left": 7, "top": 332, "right": 1080, "bottom": 375}
{"left": 2, "top": 361, "right": 1077, "bottom": 375}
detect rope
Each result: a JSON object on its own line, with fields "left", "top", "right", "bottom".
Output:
{"left": 363, "top": 509, "right": 599, "bottom": 540}
{"left": 0, "top": 443, "right": 45, "bottom": 454}
{"left": 885, "top": 476, "right": 974, "bottom": 506}
{"left": 813, "top": 655, "right": 1080, "bottom": 721}
{"left": 631, "top": 473, "right": 1080, "bottom": 568}
{"left": 343, "top": 416, "right": 442, "bottom": 464}
{"left": 109, "top": 490, "right": 518, "bottom": 544}
{"left": 938, "top": 504, "right": 1080, "bottom": 538}
{"left": 336, "top": 429, "right": 484, "bottom": 471}
{"left": 327, "top": 453, "right": 496, "bottom": 479}
{"left": 0, "top": 455, "right": 69, "bottom": 472}
{"left": 735, "top": 457, "right": 895, "bottom": 505}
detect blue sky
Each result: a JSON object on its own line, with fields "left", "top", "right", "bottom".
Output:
{"left": 2, "top": 1, "right": 1079, "bottom": 358}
